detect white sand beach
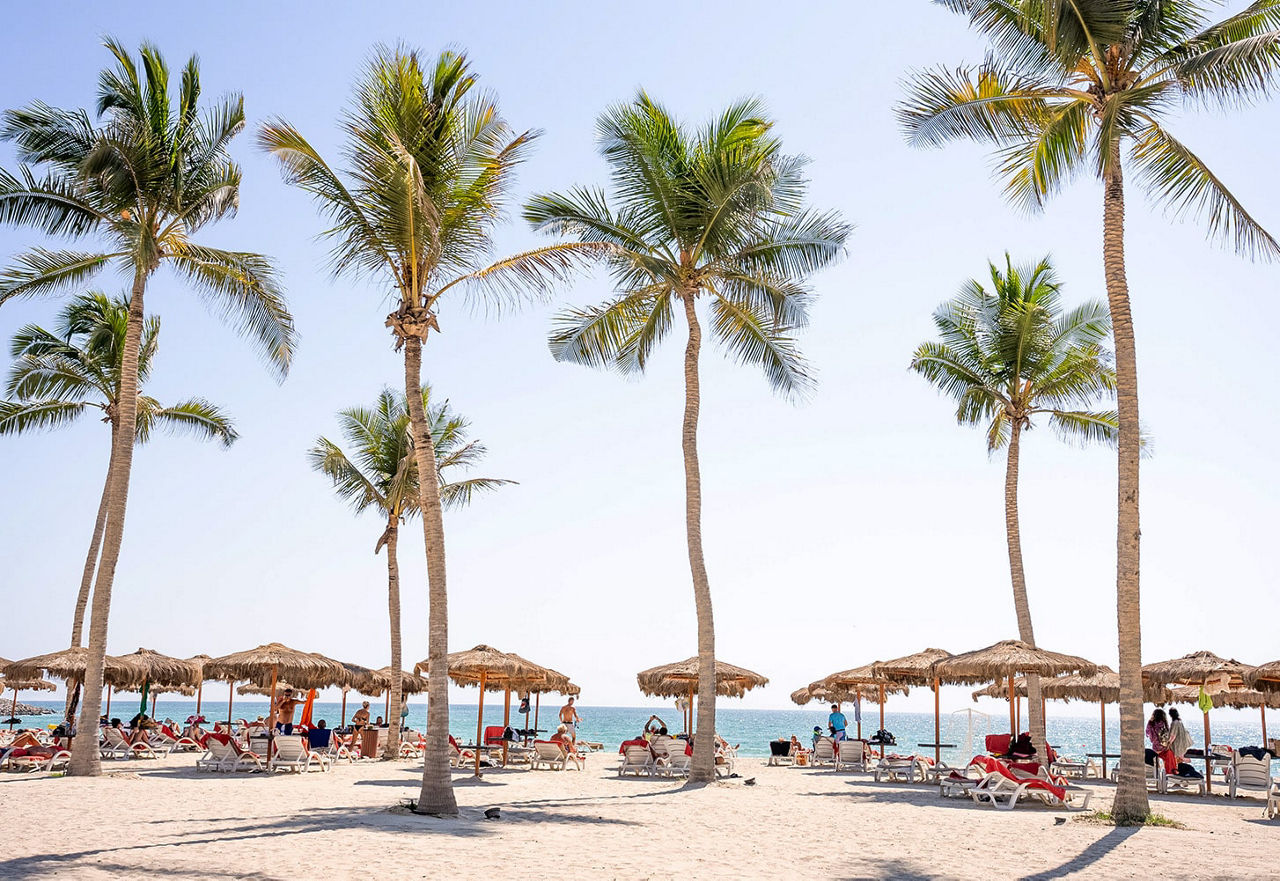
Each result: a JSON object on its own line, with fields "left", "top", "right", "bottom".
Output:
{"left": 3, "top": 752, "right": 1277, "bottom": 880}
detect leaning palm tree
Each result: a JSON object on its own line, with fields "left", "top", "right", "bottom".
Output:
{"left": 910, "top": 254, "right": 1117, "bottom": 759}
{"left": 0, "top": 40, "right": 293, "bottom": 776}
{"left": 898, "top": 0, "right": 1280, "bottom": 821}
{"left": 525, "top": 93, "right": 849, "bottom": 782}
{"left": 2, "top": 292, "right": 237, "bottom": 660}
{"left": 260, "top": 46, "right": 594, "bottom": 815}
{"left": 308, "top": 385, "right": 512, "bottom": 758}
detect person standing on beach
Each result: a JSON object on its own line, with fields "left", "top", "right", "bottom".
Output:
{"left": 351, "top": 701, "right": 371, "bottom": 733}
{"left": 559, "top": 697, "right": 581, "bottom": 735}
{"left": 828, "top": 704, "right": 848, "bottom": 742}
{"left": 1167, "top": 709, "right": 1193, "bottom": 767}
{"left": 274, "top": 688, "right": 301, "bottom": 735}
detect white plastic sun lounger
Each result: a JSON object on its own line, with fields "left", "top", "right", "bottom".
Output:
{"left": 617, "top": 744, "right": 655, "bottom": 777}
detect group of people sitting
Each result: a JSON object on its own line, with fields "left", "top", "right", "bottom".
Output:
{"left": 1146, "top": 707, "right": 1196, "bottom": 775}
{"left": 617, "top": 714, "right": 736, "bottom": 765}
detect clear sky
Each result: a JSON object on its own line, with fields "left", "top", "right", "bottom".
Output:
{"left": 2, "top": 2, "right": 1277, "bottom": 721}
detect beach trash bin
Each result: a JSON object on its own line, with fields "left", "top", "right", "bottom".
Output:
{"left": 361, "top": 727, "right": 381, "bottom": 757}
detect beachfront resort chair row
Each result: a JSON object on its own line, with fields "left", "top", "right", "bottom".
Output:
{"left": 0, "top": 732, "right": 71, "bottom": 773}
{"left": 617, "top": 735, "right": 725, "bottom": 779}
{"left": 195, "top": 734, "right": 331, "bottom": 773}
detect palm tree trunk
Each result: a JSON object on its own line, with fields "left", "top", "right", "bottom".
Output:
{"left": 65, "top": 434, "right": 115, "bottom": 717}
{"left": 1004, "top": 420, "right": 1046, "bottom": 758}
{"left": 69, "top": 270, "right": 147, "bottom": 777}
{"left": 1104, "top": 148, "right": 1149, "bottom": 822}
{"left": 406, "top": 334, "right": 458, "bottom": 816}
{"left": 680, "top": 291, "right": 717, "bottom": 785}
{"left": 384, "top": 515, "right": 403, "bottom": 759}
{"left": 70, "top": 435, "right": 114, "bottom": 649}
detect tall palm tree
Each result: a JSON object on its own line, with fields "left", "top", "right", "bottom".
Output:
{"left": 525, "top": 93, "right": 849, "bottom": 782}
{"left": 309, "top": 385, "right": 512, "bottom": 758}
{"left": 0, "top": 40, "right": 294, "bottom": 776}
{"left": 897, "top": 0, "right": 1279, "bottom": 821}
{"left": 259, "top": 46, "right": 595, "bottom": 815}
{"left": 2, "top": 292, "right": 237, "bottom": 662}
{"left": 910, "top": 255, "right": 1118, "bottom": 759}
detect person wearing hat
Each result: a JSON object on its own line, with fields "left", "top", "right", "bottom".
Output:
{"left": 811, "top": 726, "right": 825, "bottom": 751}
{"left": 183, "top": 715, "right": 208, "bottom": 743}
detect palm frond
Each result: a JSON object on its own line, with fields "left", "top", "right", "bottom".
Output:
{"left": 0, "top": 398, "right": 89, "bottom": 434}
{"left": 143, "top": 398, "right": 238, "bottom": 447}
{"left": 0, "top": 249, "right": 117, "bottom": 304}
{"left": 707, "top": 295, "right": 813, "bottom": 401}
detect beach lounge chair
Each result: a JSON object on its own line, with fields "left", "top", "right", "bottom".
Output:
{"left": 617, "top": 744, "right": 655, "bottom": 777}
{"left": 270, "top": 735, "right": 329, "bottom": 773}
{"left": 1228, "top": 753, "right": 1272, "bottom": 801}
{"left": 650, "top": 736, "right": 690, "bottom": 778}
{"left": 874, "top": 754, "right": 929, "bottom": 783}
{"left": 1163, "top": 762, "right": 1205, "bottom": 796}
{"left": 196, "top": 737, "right": 238, "bottom": 772}
{"left": 530, "top": 740, "right": 581, "bottom": 771}
{"left": 969, "top": 756, "right": 1092, "bottom": 811}
{"left": 1110, "top": 758, "right": 1162, "bottom": 792}
{"left": 768, "top": 739, "right": 794, "bottom": 767}
{"left": 154, "top": 724, "right": 200, "bottom": 753}
{"left": 101, "top": 727, "right": 161, "bottom": 760}
{"left": 811, "top": 736, "right": 837, "bottom": 767}
{"left": 835, "top": 739, "right": 870, "bottom": 772}
{"left": 714, "top": 743, "right": 738, "bottom": 778}
{"left": 1268, "top": 780, "right": 1280, "bottom": 820}
{"left": 229, "top": 739, "right": 267, "bottom": 772}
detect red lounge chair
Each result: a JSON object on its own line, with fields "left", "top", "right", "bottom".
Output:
{"left": 967, "top": 755, "right": 1090, "bottom": 810}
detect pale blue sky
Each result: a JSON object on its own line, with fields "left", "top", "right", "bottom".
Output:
{"left": 2, "top": 2, "right": 1277, "bottom": 720}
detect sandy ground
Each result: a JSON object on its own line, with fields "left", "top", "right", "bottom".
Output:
{"left": 2, "top": 751, "right": 1277, "bottom": 880}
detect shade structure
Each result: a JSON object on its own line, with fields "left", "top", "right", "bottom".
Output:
{"left": 1142, "top": 650, "right": 1255, "bottom": 792}
{"left": 637, "top": 657, "right": 768, "bottom": 738}
{"left": 871, "top": 649, "right": 953, "bottom": 764}
{"left": 1, "top": 674, "right": 56, "bottom": 730}
{"left": 357, "top": 667, "right": 430, "bottom": 697}
{"left": 3, "top": 647, "right": 145, "bottom": 689}
{"left": 204, "top": 644, "right": 356, "bottom": 740}
{"left": 414, "top": 645, "right": 562, "bottom": 775}
{"left": 237, "top": 681, "right": 295, "bottom": 697}
{"left": 933, "top": 640, "right": 1095, "bottom": 752}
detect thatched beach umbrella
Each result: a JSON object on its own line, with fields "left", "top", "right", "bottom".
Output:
{"left": 204, "top": 643, "right": 353, "bottom": 738}
{"left": 0, "top": 673, "right": 56, "bottom": 730}
{"left": 1246, "top": 660, "right": 1280, "bottom": 694}
{"left": 116, "top": 648, "right": 202, "bottom": 719}
{"left": 1143, "top": 651, "right": 1253, "bottom": 791}
{"left": 637, "top": 657, "right": 768, "bottom": 736}
{"left": 872, "top": 649, "right": 952, "bottom": 762}
{"left": 415, "top": 645, "right": 547, "bottom": 775}
{"left": 819, "top": 665, "right": 910, "bottom": 743}
{"left": 5, "top": 648, "right": 146, "bottom": 726}
{"left": 933, "top": 640, "right": 1096, "bottom": 756}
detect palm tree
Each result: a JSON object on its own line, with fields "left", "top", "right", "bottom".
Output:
{"left": 2, "top": 292, "right": 237, "bottom": 662}
{"left": 910, "top": 254, "right": 1118, "bottom": 759}
{"left": 0, "top": 40, "right": 294, "bottom": 776}
{"left": 525, "top": 93, "right": 849, "bottom": 782}
{"left": 308, "top": 385, "right": 512, "bottom": 758}
{"left": 259, "top": 46, "right": 594, "bottom": 815}
{"left": 897, "top": 0, "right": 1279, "bottom": 822}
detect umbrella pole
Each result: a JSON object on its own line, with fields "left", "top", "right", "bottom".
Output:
{"left": 8, "top": 685, "right": 16, "bottom": 731}
{"left": 688, "top": 682, "right": 694, "bottom": 736}
{"left": 856, "top": 689, "right": 862, "bottom": 740}
{"left": 475, "top": 671, "right": 486, "bottom": 777}
{"left": 341, "top": 690, "right": 347, "bottom": 727}
{"left": 1008, "top": 675, "right": 1017, "bottom": 738}
{"left": 879, "top": 684, "right": 885, "bottom": 758}
{"left": 1100, "top": 703, "right": 1107, "bottom": 779}
{"left": 534, "top": 693, "right": 540, "bottom": 739}
{"left": 105, "top": 685, "right": 112, "bottom": 720}
{"left": 227, "top": 682, "right": 234, "bottom": 729}
{"left": 1262, "top": 705, "right": 1268, "bottom": 749}
{"left": 267, "top": 665, "right": 278, "bottom": 760}
{"left": 1203, "top": 707, "right": 1212, "bottom": 793}
{"left": 195, "top": 681, "right": 203, "bottom": 717}
{"left": 151, "top": 690, "right": 158, "bottom": 719}
{"left": 524, "top": 693, "right": 531, "bottom": 745}
{"left": 502, "top": 687, "right": 511, "bottom": 767}
{"left": 933, "top": 676, "right": 941, "bottom": 766}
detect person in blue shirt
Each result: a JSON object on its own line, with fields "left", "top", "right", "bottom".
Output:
{"left": 828, "top": 704, "right": 848, "bottom": 741}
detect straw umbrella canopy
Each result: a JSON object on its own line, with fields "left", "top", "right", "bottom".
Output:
{"left": 237, "top": 681, "right": 295, "bottom": 696}
{"left": 116, "top": 648, "right": 202, "bottom": 689}
{"left": 817, "top": 666, "right": 910, "bottom": 741}
{"left": 1245, "top": 660, "right": 1280, "bottom": 694}
{"left": 870, "top": 649, "right": 953, "bottom": 762}
{"left": 1142, "top": 650, "right": 1255, "bottom": 791}
{"left": 637, "top": 657, "right": 768, "bottom": 737}
{"left": 204, "top": 643, "right": 355, "bottom": 735}
{"left": 415, "top": 645, "right": 551, "bottom": 775}
{"left": 1, "top": 674, "right": 56, "bottom": 729}
{"left": 933, "top": 640, "right": 1096, "bottom": 757}
{"left": 4, "top": 647, "right": 145, "bottom": 689}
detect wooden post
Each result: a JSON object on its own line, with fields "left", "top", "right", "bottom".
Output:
{"left": 474, "top": 671, "right": 486, "bottom": 777}
{"left": 688, "top": 682, "right": 695, "bottom": 735}
{"left": 1203, "top": 708, "right": 1212, "bottom": 793}
{"left": 879, "top": 683, "right": 886, "bottom": 758}
{"left": 1100, "top": 703, "right": 1107, "bottom": 779}
{"left": 150, "top": 690, "right": 158, "bottom": 719}
{"left": 385, "top": 690, "right": 390, "bottom": 722}
{"left": 8, "top": 685, "right": 16, "bottom": 731}
{"left": 534, "top": 692, "right": 540, "bottom": 739}
{"left": 1262, "top": 705, "right": 1268, "bottom": 747}
{"left": 195, "top": 681, "right": 203, "bottom": 717}
{"left": 855, "top": 686, "right": 865, "bottom": 742}
{"left": 933, "top": 676, "right": 941, "bottom": 766}
{"left": 1008, "top": 675, "right": 1017, "bottom": 738}
{"left": 266, "top": 665, "right": 278, "bottom": 757}
{"left": 340, "top": 690, "right": 347, "bottom": 727}
{"left": 502, "top": 686, "right": 511, "bottom": 767}
{"left": 226, "top": 682, "right": 234, "bottom": 728}
{"left": 105, "top": 685, "right": 112, "bottom": 720}
{"left": 523, "top": 693, "right": 531, "bottom": 745}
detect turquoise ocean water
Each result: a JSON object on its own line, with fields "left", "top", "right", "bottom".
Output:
{"left": 8, "top": 699, "right": 1268, "bottom": 766}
